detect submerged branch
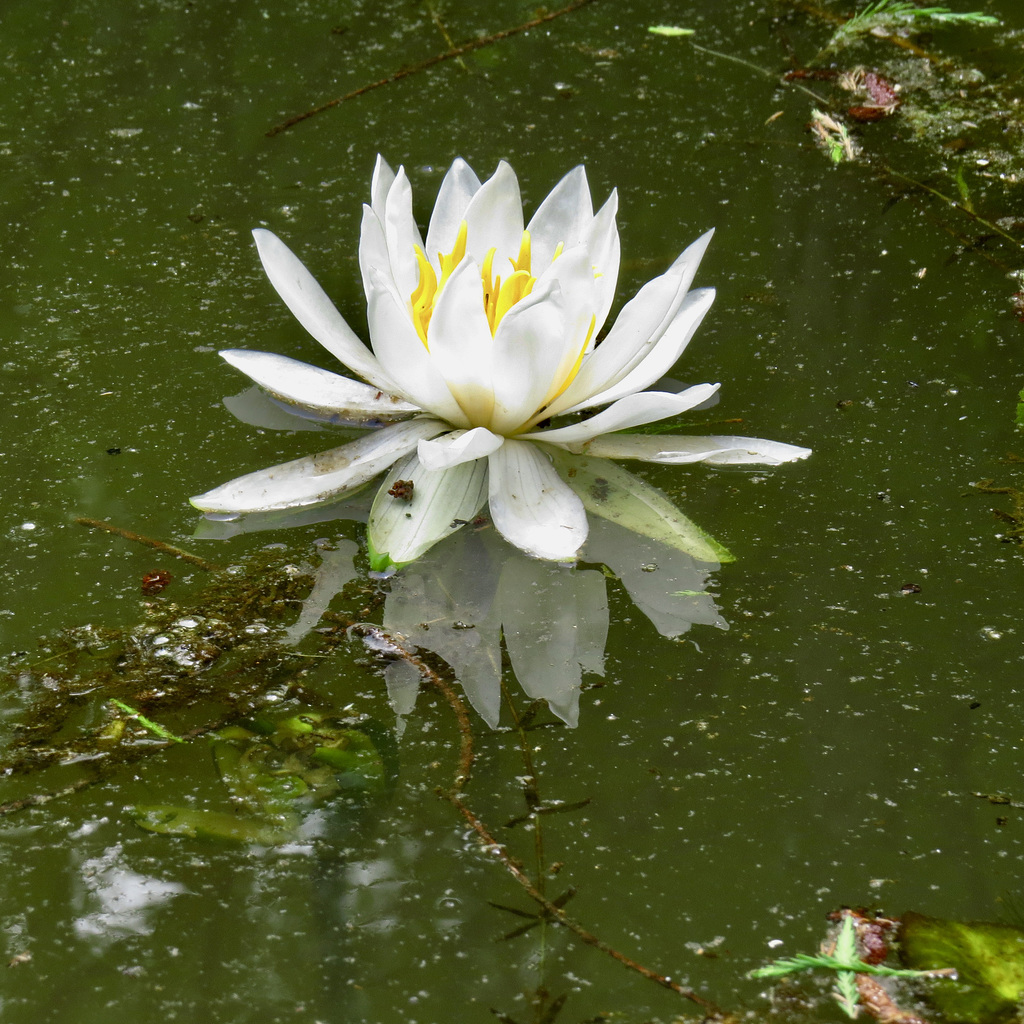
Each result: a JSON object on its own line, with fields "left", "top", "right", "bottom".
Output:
{"left": 75, "top": 516, "right": 219, "bottom": 571}
{"left": 267, "top": 0, "right": 599, "bottom": 136}
{"left": 440, "top": 786, "right": 727, "bottom": 1016}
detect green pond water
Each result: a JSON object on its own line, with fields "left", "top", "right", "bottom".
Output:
{"left": 3, "top": 0, "right": 1024, "bottom": 1021}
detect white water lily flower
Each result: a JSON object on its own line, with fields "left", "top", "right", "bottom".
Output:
{"left": 192, "top": 156, "right": 810, "bottom": 564}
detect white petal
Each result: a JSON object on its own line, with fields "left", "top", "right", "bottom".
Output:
{"left": 527, "top": 165, "right": 593, "bottom": 269}
{"left": 488, "top": 275, "right": 571, "bottom": 434}
{"left": 364, "top": 268, "right": 471, "bottom": 427}
{"left": 219, "top": 349, "right": 419, "bottom": 423}
{"left": 523, "top": 383, "right": 720, "bottom": 445}
{"left": 370, "top": 154, "right": 396, "bottom": 219}
{"left": 586, "top": 190, "right": 620, "bottom": 331}
{"left": 383, "top": 167, "right": 423, "bottom": 301}
{"left": 417, "top": 427, "right": 505, "bottom": 470}
{"left": 568, "top": 287, "right": 715, "bottom": 410}
{"left": 425, "top": 157, "right": 482, "bottom": 266}
{"left": 576, "top": 433, "right": 813, "bottom": 465}
{"left": 487, "top": 440, "right": 588, "bottom": 560}
{"left": 358, "top": 204, "right": 392, "bottom": 301}
{"left": 252, "top": 229, "right": 395, "bottom": 392}
{"left": 190, "top": 418, "right": 446, "bottom": 514}
{"left": 425, "top": 257, "right": 496, "bottom": 425}
{"left": 462, "top": 160, "right": 524, "bottom": 266}
{"left": 368, "top": 452, "right": 488, "bottom": 565}
{"left": 548, "top": 230, "right": 714, "bottom": 415}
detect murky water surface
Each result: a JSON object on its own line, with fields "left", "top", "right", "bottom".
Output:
{"left": 2, "top": 1, "right": 1024, "bottom": 1020}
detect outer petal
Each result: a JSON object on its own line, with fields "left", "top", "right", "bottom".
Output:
{"left": 425, "top": 157, "right": 482, "bottom": 267}
{"left": 568, "top": 287, "right": 715, "bottom": 410}
{"left": 548, "top": 230, "right": 714, "bottom": 415}
{"left": 573, "top": 433, "right": 812, "bottom": 465}
{"left": 190, "top": 417, "right": 447, "bottom": 514}
{"left": 462, "top": 160, "right": 524, "bottom": 266}
{"left": 219, "top": 349, "right": 419, "bottom": 423}
{"left": 252, "top": 229, "right": 395, "bottom": 392}
{"left": 527, "top": 165, "right": 593, "bottom": 269}
{"left": 487, "top": 440, "right": 588, "bottom": 560}
{"left": 370, "top": 154, "right": 396, "bottom": 220}
{"left": 368, "top": 451, "right": 488, "bottom": 565}
{"left": 417, "top": 427, "right": 505, "bottom": 470}
{"left": 365, "top": 268, "right": 470, "bottom": 426}
{"left": 586, "top": 190, "right": 620, "bottom": 332}
{"left": 522, "top": 383, "right": 720, "bottom": 445}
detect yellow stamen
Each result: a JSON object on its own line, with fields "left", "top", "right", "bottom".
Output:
{"left": 512, "top": 231, "right": 532, "bottom": 274}
{"left": 543, "top": 314, "right": 597, "bottom": 409}
{"left": 438, "top": 220, "right": 468, "bottom": 287}
{"left": 494, "top": 270, "right": 534, "bottom": 328}
{"left": 410, "top": 246, "right": 438, "bottom": 347}
{"left": 409, "top": 223, "right": 556, "bottom": 343}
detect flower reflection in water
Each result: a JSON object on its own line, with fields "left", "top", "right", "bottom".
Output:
{"left": 197, "top": 447, "right": 727, "bottom": 729}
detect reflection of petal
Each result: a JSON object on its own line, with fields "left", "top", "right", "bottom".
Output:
{"left": 498, "top": 556, "right": 608, "bottom": 728}
{"left": 222, "top": 386, "right": 325, "bottom": 432}
{"left": 383, "top": 659, "right": 422, "bottom": 739}
{"left": 284, "top": 541, "right": 359, "bottom": 644}
{"left": 583, "top": 517, "right": 727, "bottom": 639}
{"left": 192, "top": 492, "right": 370, "bottom": 539}
{"left": 74, "top": 844, "right": 186, "bottom": 941}
{"left": 382, "top": 530, "right": 504, "bottom": 727}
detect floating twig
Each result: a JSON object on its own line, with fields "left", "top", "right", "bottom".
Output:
{"left": 75, "top": 517, "right": 219, "bottom": 571}
{"left": 267, "top": 0, "right": 599, "bottom": 137}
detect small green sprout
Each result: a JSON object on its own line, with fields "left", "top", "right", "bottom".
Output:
{"left": 835, "top": 1, "right": 998, "bottom": 45}
{"left": 750, "top": 914, "right": 955, "bottom": 1019}
{"left": 810, "top": 109, "right": 858, "bottom": 163}
{"left": 111, "top": 699, "right": 186, "bottom": 743}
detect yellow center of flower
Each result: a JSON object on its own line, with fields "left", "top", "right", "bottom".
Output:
{"left": 410, "top": 221, "right": 556, "bottom": 346}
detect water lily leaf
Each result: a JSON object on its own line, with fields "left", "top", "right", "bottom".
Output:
{"left": 900, "top": 910, "right": 1024, "bottom": 1023}
{"left": 132, "top": 805, "right": 297, "bottom": 845}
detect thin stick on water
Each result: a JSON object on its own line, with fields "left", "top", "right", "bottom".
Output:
{"left": 266, "top": 0, "right": 599, "bottom": 137}
{"left": 75, "top": 517, "right": 219, "bottom": 571}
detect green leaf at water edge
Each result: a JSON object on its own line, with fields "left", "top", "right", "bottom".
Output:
{"left": 1014, "top": 387, "right": 1024, "bottom": 428}
{"left": 900, "top": 911, "right": 1024, "bottom": 1023}
{"left": 549, "top": 449, "right": 734, "bottom": 563}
